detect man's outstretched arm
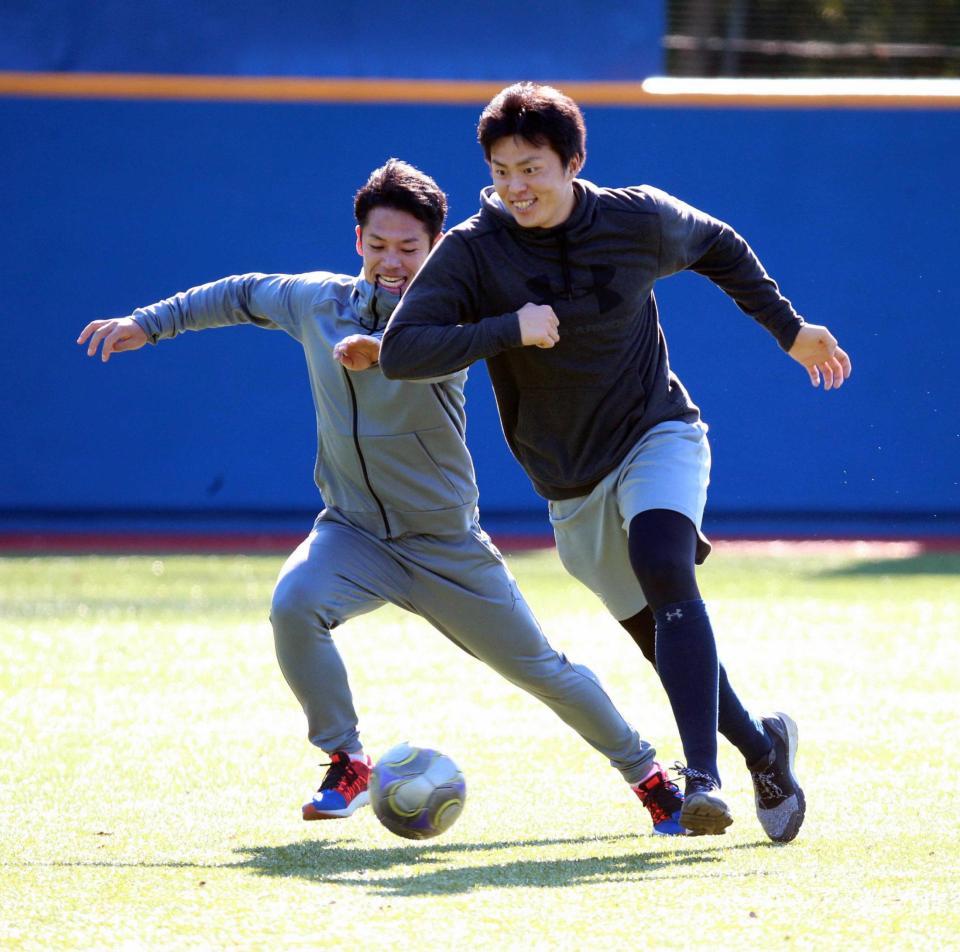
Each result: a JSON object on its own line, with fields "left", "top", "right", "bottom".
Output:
{"left": 76, "top": 273, "right": 312, "bottom": 362}
{"left": 651, "top": 188, "right": 852, "bottom": 390}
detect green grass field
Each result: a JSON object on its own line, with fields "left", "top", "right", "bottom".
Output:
{"left": 2, "top": 545, "right": 958, "bottom": 949}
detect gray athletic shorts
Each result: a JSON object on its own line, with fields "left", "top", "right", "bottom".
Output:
{"left": 547, "top": 420, "right": 712, "bottom": 621}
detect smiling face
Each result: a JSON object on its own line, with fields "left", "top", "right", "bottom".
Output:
{"left": 355, "top": 205, "right": 439, "bottom": 296}
{"left": 488, "top": 135, "right": 581, "bottom": 230}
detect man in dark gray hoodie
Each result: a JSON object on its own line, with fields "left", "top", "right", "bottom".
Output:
{"left": 77, "top": 159, "right": 690, "bottom": 836}
{"left": 380, "top": 83, "right": 852, "bottom": 841}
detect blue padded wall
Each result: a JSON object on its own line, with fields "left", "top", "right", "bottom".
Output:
{"left": 2, "top": 95, "right": 957, "bottom": 534}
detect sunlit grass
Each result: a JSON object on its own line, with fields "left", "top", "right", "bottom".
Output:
{"left": 2, "top": 548, "right": 958, "bottom": 949}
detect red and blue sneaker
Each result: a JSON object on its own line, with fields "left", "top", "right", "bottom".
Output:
{"left": 633, "top": 762, "right": 685, "bottom": 836}
{"left": 302, "top": 750, "right": 371, "bottom": 820}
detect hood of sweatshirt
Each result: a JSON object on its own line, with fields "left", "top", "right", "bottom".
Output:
{"left": 479, "top": 180, "right": 600, "bottom": 299}
{"left": 478, "top": 179, "right": 597, "bottom": 237}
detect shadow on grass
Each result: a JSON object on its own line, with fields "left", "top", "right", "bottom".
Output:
{"left": 2, "top": 834, "right": 776, "bottom": 895}
{"left": 813, "top": 553, "right": 960, "bottom": 578}
{"left": 232, "top": 834, "right": 770, "bottom": 896}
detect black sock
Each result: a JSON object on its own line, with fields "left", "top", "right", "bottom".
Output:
{"left": 718, "top": 666, "right": 772, "bottom": 766}
{"left": 620, "top": 606, "right": 772, "bottom": 765}
{"left": 654, "top": 598, "right": 720, "bottom": 785}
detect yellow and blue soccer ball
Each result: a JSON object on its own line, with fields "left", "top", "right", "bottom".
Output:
{"left": 369, "top": 742, "right": 466, "bottom": 840}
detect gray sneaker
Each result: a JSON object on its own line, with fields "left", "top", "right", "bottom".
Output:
{"left": 748, "top": 712, "right": 806, "bottom": 843}
{"left": 674, "top": 764, "right": 733, "bottom": 836}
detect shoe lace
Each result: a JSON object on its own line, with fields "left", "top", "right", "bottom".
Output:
{"left": 318, "top": 753, "right": 363, "bottom": 796}
{"left": 671, "top": 761, "right": 718, "bottom": 791}
{"left": 636, "top": 772, "right": 682, "bottom": 825}
{"left": 751, "top": 765, "right": 784, "bottom": 801}
{"left": 644, "top": 799, "right": 671, "bottom": 826}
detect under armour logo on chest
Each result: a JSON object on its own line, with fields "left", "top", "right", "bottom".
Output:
{"left": 525, "top": 265, "right": 623, "bottom": 312}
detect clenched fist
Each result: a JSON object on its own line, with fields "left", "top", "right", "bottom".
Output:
{"left": 518, "top": 302, "right": 560, "bottom": 349}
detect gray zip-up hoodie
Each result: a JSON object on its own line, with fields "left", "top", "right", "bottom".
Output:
{"left": 380, "top": 179, "right": 805, "bottom": 500}
{"left": 132, "top": 271, "right": 478, "bottom": 538}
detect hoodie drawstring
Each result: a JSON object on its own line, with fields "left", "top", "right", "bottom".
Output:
{"left": 558, "top": 230, "right": 573, "bottom": 301}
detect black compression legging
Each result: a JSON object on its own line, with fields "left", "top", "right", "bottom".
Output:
{"left": 626, "top": 508, "right": 701, "bottom": 610}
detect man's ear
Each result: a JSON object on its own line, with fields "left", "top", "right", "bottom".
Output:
{"left": 431, "top": 231, "right": 444, "bottom": 248}
{"left": 355, "top": 224, "right": 363, "bottom": 257}
{"left": 568, "top": 156, "right": 583, "bottom": 178}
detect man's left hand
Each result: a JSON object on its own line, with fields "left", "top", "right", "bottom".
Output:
{"left": 788, "top": 324, "right": 852, "bottom": 390}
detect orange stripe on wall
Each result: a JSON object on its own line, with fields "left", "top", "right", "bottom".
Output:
{"left": 0, "top": 71, "right": 505, "bottom": 104}
{"left": 2, "top": 71, "right": 960, "bottom": 108}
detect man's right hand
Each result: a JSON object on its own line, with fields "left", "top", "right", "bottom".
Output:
{"left": 333, "top": 334, "right": 381, "bottom": 371}
{"left": 517, "top": 303, "right": 560, "bottom": 349}
{"left": 77, "top": 317, "right": 149, "bottom": 362}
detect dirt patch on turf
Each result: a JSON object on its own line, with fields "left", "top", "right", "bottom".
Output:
{"left": 712, "top": 539, "right": 929, "bottom": 558}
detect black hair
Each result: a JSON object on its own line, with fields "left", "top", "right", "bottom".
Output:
{"left": 477, "top": 83, "right": 586, "bottom": 169}
{"left": 354, "top": 159, "right": 448, "bottom": 242}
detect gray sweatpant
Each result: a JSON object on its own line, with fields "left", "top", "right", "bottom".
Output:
{"left": 270, "top": 509, "right": 656, "bottom": 785}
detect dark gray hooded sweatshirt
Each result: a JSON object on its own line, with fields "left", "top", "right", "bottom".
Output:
{"left": 380, "top": 179, "right": 804, "bottom": 500}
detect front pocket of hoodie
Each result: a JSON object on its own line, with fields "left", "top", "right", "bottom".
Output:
{"left": 513, "top": 387, "right": 609, "bottom": 483}
{"left": 416, "top": 427, "right": 475, "bottom": 505}
{"left": 360, "top": 429, "right": 471, "bottom": 511}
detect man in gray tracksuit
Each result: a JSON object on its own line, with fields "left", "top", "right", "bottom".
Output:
{"left": 77, "top": 159, "right": 688, "bottom": 834}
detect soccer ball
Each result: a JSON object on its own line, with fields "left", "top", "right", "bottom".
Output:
{"left": 369, "top": 742, "right": 466, "bottom": 840}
